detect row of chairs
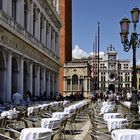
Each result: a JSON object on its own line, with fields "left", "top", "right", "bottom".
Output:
{"left": 0, "top": 100, "right": 89, "bottom": 140}
{"left": 88, "top": 101, "right": 135, "bottom": 140}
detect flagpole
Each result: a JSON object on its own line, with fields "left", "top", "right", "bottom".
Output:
{"left": 97, "top": 22, "right": 100, "bottom": 90}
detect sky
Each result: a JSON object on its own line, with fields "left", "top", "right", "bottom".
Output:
{"left": 72, "top": 0, "right": 140, "bottom": 64}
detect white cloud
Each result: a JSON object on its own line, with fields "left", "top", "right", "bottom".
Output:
{"left": 72, "top": 45, "right": 90, "bottom": 58}
{"left": 72, "top": 45, "right": 104, "bottom": 59}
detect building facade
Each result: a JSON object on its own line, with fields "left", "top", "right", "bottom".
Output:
{"left": 59, "top": 0, "right": 72, "bottom": 94}
{"left": 63, "top": 59, "right": 93, "bottom": 97}
{"left": 92, "top": 45, "right": 132, "bottom": 92}
{"left": 0, "top": 0, "right": 62, "bottom": 103}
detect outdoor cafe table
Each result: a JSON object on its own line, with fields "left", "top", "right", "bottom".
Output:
{"left": 1, "top": 110, "right": 19, "bottom": 119}
{"left": 111, "top": 129, "right": 140, "bottom": 140}
{"left": 41, "top": 118, "right": 61, "bottom": 129}
{"left": 20, "top": 127, "right": 53, "bottom": 140}
{"left": 106, "top": 118, "right": 128, "bottom": 132}
{"left": 103, "top": 113, "right": 122, "bottom": 121}
{"left": 52, "top": 112, "right": 69, "bottom": 119}
{"left": 100, "top": 104, "right": 113, "bottom": 114}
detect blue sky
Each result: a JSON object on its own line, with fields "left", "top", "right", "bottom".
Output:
{"left": 72, "top": 0, "right": 140, "bottom": 64}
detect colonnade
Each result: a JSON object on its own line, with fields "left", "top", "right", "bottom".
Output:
{"left": 0, "top": 50, "right": 58, "bottom": 103}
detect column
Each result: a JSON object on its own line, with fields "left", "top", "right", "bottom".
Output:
{"left": 63, "top": 78, "right": 66, "bottom": 91}
{"left": 70, "top": 79, "right": 72, "bottom": 91}
{"left": 43, "top": 19, "right": 46, "bottom": 45}
{"left": 3, "top": 0, "right": 8, "bottom": 14}
{"left": 47, "top": 71, "right": 50, "bottom": 97}
{"left": 52, "top": 31, "right": 55, "bottom": 53}
{"left": 36, "top": 9, "right": 40, "bottom": 40}
{"left": 19, "top": 58, "right": 24, "bottom": 97}
{"left": 6, "top": 53, "right": 12, "bottom": 102}
{"left": 56, "top": 0, "right": 59, "bottom": 13}
{"left": 7, "top": 0, "right": 12, "bottom": 16}
{"left": 57, "top": 35, "right": 60, "bottom": 57}
{"left": 55, "top": 74, "right": 58, "bottom": 93}
{"left": 37, "top": 66, "right": 40, "bottom": 96}
{"left": 16, "top": 0, "right": 21, "bottom": 24}
{"left": 47, "top": 24, "right": 51, "bottom": 49}
{"left": 52, "top": 72, "right": 55, "bottom": 96}
{"left": 78, "top": 79, "right": 80, "bottom": 91}
{"left": 42, "top": 68, "right": 46, "bottom": 93}
{"left": 20, "top": 0, "right": 24, "bottom": 26}
{"left": 29, "top": 1, "right": 33, "bottom": 34}
{"left": 29, "top": 63, "right": 33, "bottom": 94}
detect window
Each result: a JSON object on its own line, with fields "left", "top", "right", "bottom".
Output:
{"left": 67, "top": 79, "right": 70, "bottom": 90}
{"left": 46, "top": 22, "right": 49, "bottom": 47}
{"left": 12, "top": 0, "right": 17, "bottom": 21}
{"left": 33, "top": 6, "right": 36, "bottom": 36}
{"left": 40, "top": 15, "right": 43, "bottom": 42}
{"left": 0, "top": 0, "right": 2, "bottom": 9}
{"left": 72, "top": 75, "right": 78, "bottom": 90}
{"left": 24, "top": 0, "right": 28, "bottom": 30}
{"left": 80, "top": 79, "right": 83, "bottom": 90}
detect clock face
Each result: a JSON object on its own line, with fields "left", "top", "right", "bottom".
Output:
{"left": 109, "top": 56, "right": 116, "bottom": 61}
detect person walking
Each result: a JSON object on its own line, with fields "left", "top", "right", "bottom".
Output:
{"left": 12, "top": 91, "right": 22, "bottom": 105}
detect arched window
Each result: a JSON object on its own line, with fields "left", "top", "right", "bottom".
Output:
{"left": 67, "top": 79, "right": 70, "bottom": 90}
{"left": 33, "top": 6, "right": 36, "bottom": 36}
{"left": 72, "top": 75, "right": 78, "bottom": 90}
{"left": 12, "top": 0, "right": 17, "bottom": 21}
{"left": 40, "top": 14, "right": 43, "bottom": 42}
{"left": 24, "top": 0, "right": 28, "bottom": 30}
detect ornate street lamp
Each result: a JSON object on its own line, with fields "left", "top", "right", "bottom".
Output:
{"left": 120, "top": 7, "right": 140, "bottom": 119}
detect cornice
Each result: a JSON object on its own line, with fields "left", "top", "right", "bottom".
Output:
{"left": 39, "top": 0, "right": 62, "bottom": 29}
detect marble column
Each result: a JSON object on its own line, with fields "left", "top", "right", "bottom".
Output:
{"left": 48, "top": 25, "right": 51, "bottom": 50}
{"left": 16, "top": 0, "right": 20, "bottom": 24}
{"left": 29, "top": 1, "right": 33, "bottom": 34}
{"left": 47, "top": 71, "right": 50, "bottom": 96}
{"left": 36, "top": 66, "right": 40, "bottom": 96}
{"left": 7, "top": 0, "right": 12, "bottom": 17}
{"left": 20, "top": 0, "right": 24, "bottom": 26}
{"left": 29, "top": 63, "right": 33, "bottom": 94}
{"left": 19, "top": 58, "right": 24, "bottom": 97}
{"left": 42, "top": 68, "right": 46, "bottom": 93}
{"left": 36, "top": 9, "right": 40, "bottom": 40}
{"left": 6, "top": 53, "right": 12, "bottom": 102}
{"left": 3, "top": 0, "right": 8, "bottom": 14}
{"left": 43, "top": 19, "right": 46, "bottom": 45}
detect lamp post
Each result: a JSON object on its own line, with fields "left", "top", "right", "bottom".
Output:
{"left": 120, "top": 8, "right": 140, "bottom": 119}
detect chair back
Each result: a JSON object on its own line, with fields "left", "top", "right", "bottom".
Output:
{"left": 37, "top": 132, "right": 52, "bottom": 140}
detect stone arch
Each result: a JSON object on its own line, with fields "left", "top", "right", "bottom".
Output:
{"left": 108, "top": 84, "right": 115, "bottom": 93}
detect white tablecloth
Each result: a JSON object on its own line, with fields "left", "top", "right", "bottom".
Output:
{"left": 103, "top": 113, "right": 122, "bottom": 121}
{"left": 111, "top": 129, "right": 140, "bottom": 140}
{"left": 106, "top": 118, "right": 128, "bottom": 132}
{"left": 27, "top": 106, "right": 40, "bottom": 116}
{"left": 123, "top": 101, "right": 131, "bottom": 108}
{"left": 41, "top": 118, "right": 61, "bottom": 129}
{"left": 1, "top": 110, "right": 19, "bottom": 119}
{"left": 52, "top": 112, "right": 69, "bottom": 119}
{"left": 20, "top": 127, "right": 53, "bottom": 140}
{"left": 100, "top": 105, "right": 113, "bottom": 114}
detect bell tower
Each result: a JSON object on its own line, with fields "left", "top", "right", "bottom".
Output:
{"left": 59, "top": 0, "right": 72, "bottom": 94}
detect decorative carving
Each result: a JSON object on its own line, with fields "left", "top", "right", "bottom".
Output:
{"left": 0, "top": 29, "right": 60, "bottom": 71}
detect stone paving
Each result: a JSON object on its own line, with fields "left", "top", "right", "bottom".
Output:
{"left": 63, "top": 100, "right": 92, "bottom": 140}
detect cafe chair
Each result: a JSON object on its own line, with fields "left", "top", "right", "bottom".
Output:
{"left": 89, "top": 129, "right": 112, "bottom": 140}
